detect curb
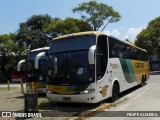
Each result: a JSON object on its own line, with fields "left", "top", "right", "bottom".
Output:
{"left": 69, "top": 103, "right": 112, "bottom": 120}
{"left": 69, "top": 97, "right": 128, "bottom": 120}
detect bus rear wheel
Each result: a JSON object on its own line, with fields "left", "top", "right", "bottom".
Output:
{"left": 110, "top": 84, "right": 119, "bottom": 102}
{"left": 141, "top": 76, "right": 146, "bottom": 87}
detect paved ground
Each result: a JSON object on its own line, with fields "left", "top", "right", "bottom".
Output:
{"left": 0, "top": 83, "right": 26, "bottom": 88}
{"left": 88, "top": 75, "right": 160, "bottom": 120}
{"left": 0, "top": 75, "right": 160, "bottom": 120}
{"left": 0, "top": 83, "right": 98, "bottom": 120}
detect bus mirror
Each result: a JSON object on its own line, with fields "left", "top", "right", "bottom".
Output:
{"left": 35, "top": 52, "right": 46, "bottom": 69}
{"left": 88, "top": 45, "right": 96, "bottom": 65}
{"left": 17, "top": 59, "right": 25, "bottom": 71}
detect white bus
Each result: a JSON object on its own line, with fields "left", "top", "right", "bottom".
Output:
{"left": 46, "top": 31, "right": 149, "bottom": 103}
{"left": 18, "top": 47, "right": 49, "bottom": 93}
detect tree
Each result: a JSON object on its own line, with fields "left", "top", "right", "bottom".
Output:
{"left": 135, "top": 16, "right": 160, "bottom": 56}
{"left": 16, "top": 14, "right": 53, "bottom": 50}
{"left": 72, "top": 1, "right": 121, "bottom": 31}
{"left": 44, "top": 17, "right": 93, "bottom": 37}
{"left": 0, "top": 33, "right": 26, "bottom": 80}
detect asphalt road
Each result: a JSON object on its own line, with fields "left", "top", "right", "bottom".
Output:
{"left": 88, "top": 75, "right": 160, "bottom": 120}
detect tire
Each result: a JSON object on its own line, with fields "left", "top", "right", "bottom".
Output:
{"left": 110, "top": 84, "right": 119, "bottom": 102}
{"left": 141, "top": 76, "right": 146, "bottom": 87}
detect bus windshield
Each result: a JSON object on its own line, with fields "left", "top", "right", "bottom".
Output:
{"left": 26, "top": 50, "right": 48, "bottom": 82}
{"left": 49, "top": 35, "right": 95, "bottom": 53}
{"left": 48, "top": 35, "right": 96, "bottom": 85}
{"left": 27, "top": 51, "right": 44, "bottom": 73}
{"left": 37, "top": 58, "right": 47, "bottom": 82}
{"left": 28, "top": 50, "right": 46, "bottom": 61}
{"left": 48, "top": 51, "right": 92, "bottom": 85}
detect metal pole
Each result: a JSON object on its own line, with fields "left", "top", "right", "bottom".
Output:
{"left": 7, "top": 80, "right": 10, "bottom": 91}
{"left": 32, "top": 82, "right": 35, "bottom": 93}
{"left": 20, "top": 79, "right": 24, "bottom": 93}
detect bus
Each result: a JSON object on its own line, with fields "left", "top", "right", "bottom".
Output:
{"left": 23, "top": 47, "right": 49, "bottom": 93}
{"left": 46, "top": 31, "right": 149, "bottom": 103}
{"left": 16, "top": 59, "right": 26, "bottom": 82}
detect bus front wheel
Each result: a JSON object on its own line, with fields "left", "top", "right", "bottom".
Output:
{"left": 110, "top": 83, "right": 119, "bottom": 102}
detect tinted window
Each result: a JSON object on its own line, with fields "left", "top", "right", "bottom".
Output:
{"left": 48, "top": 51, "right": 92, "bottom": 85}
{"left": 109, "top": 37, "right": 148, "bottom": 61}
{"left": 49, "top": 35, "right": 96, "bottom": 53}
{"left": 96, "top": 35, "right": 108, "bottom": 80}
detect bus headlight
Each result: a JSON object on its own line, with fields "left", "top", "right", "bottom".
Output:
{"left": 48, "top": 90, "right": 51, "bottom": 94}
{"left": 80, "top": 89, "right": 95, "bottom": 94}
{"left": 48, "top": 90, "right": 54, "bottom": 94}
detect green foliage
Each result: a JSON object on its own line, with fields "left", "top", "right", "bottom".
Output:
{"left": 16, "top": 14, "right": 53, "bottom": 50}
{"left": 135, "top": 16, "right": 160, "bottom": 55}
{"left": 72, "top": 1, "right": 121, "bottom": 31}
{"left": 0, "top": 33, "right": 26, "bottom": 77}
{"left": 44, "top": 17, "right": 93, "bottom": 37}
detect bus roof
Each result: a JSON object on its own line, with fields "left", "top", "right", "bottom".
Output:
{"left": 52, "top": 31, "right": 104, "bottom": 40}
{"left": 124, "top": 40, "right": 147, "bottom": 52}
{"left": 30, "top": 47, "right": 49, "bottom": 52}
{"left": 52, "top": 31, "right": 147, "bottom": 52}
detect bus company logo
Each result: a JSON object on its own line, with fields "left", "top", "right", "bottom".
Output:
{"left": 2, "top": 112, "right": 11, "bottom": 117}
{"left": 110, "top": 63, "right": 119, "bottom": 69}
{"left": 100, "top": 85, "right": 108, "bottom": 97}
{"left": 135, "top": 63, "right": 144, "bottom": 68}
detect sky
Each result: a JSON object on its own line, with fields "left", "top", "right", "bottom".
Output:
{"left": 0, "top": 0, "right": 160, "bottom": 43}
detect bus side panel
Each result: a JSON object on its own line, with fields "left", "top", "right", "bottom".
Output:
{"left": 131, "top": 60, "right": 149, "bottom": 83}
{"left": 119, "top": 59, "right": 149, "bottom": 92}
{"left": 95, "top": 58, "right": 125, "bottom": 102}
{"left": 108, "top": 58, "right": 126, "bottom": 92}
{"left": 119, "top": 59, "right": 138, "bottom": 91}
{"left": 95, "top": 73, "right": 111, "bottom": 102}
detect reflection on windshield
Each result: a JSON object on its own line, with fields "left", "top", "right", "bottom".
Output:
{"left": 38, "top": 59, "right": 47, "bottom": 81}
{"left": 49, "top": 53, "right": 66, "bottom": 78}
{"left": 68, "top": 51, "right": 90, "bottom": 81}
{"left": 49, "top": 35, "right": 95, "bottom": 53}
{"left": 48, "top": 51, "right": 92, "bottom": 85}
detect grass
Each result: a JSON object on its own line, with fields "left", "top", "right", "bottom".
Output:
{"left": 38, "top": 99, "right": 56, "bottom": 110}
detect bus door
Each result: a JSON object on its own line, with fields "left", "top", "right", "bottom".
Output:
{"left": 96, "top": 35, "right": 109, "bottom": 100}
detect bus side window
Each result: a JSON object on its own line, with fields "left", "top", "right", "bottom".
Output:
{"left": 96, "top": 35, "right": 108, "bottom": 81}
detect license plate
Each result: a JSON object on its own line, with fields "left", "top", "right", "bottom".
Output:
{"left": 63, "top": 97, "right": 71, "bottom": 102}
{"left": 37, "top": 90, "right": 42, "bottom": 92}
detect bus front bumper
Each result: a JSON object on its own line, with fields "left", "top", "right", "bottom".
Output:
{"left": 47, "top": 93, "right": 97, "bottom": 103}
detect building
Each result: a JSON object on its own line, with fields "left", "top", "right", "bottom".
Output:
{"left": 149, "top": 55, "right": 160, "bottom": 71}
